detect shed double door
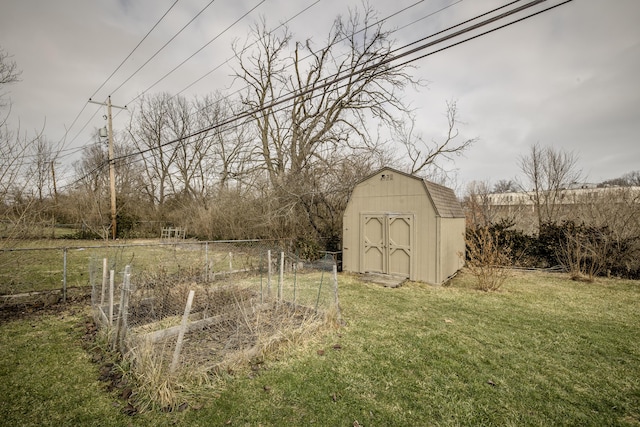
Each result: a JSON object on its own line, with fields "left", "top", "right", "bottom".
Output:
{"left": 361, "top": 213, "right": 413, "bottom": 277}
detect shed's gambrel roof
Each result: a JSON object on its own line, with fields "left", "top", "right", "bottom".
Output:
{"left": 358, "top": 167, "right": 465, "bottom": 219}
{"left": 423, "top": 180, "right": 465, "bottom": 218}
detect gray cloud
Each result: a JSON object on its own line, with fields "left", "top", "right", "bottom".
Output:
{"left": 1, "top": 0, "right": 638, "bottom": 187}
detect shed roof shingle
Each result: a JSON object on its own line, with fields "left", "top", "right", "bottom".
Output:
{"left": 423, "top": 180, "right": 465, "bottom": 218}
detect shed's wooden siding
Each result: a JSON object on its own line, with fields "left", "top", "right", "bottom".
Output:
{"left": 343, "top": 167, "right": 465, "bottom": 285}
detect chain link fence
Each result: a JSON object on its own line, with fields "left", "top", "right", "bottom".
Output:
{"left": 1, "top": 237, "right": 339, "bottom": 306}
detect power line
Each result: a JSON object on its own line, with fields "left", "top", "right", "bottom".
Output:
{"left": 90, "top": 0, "right": 181, "bottom": 101}
{"left": 173, "top": 0, "right": 322, "bottom": 99}
{"left": 391, "top": 0, "right": 520, "bottom": 53}
{"left": 108, "top": 0, "right": 218, "bottom": 98}
{"left": 65, "top": 0, "right": 573, "bottom": 189}
{"left": 69, "top": 0, "right": 438, "bottom": 158}
{"left": 393, "top": 0, "right": 465, "bottom": 33}
{"left": 179, "top": 0, "right": 431, "bottom": 125}
{"left": 124, "top": 0, "right": 267, "bottom": 109}
{"left": 63, "top": 103, "right": 103, "bottom": 149}
{"left": 393, "top": 1, "right": 574, "bottom": 68}
{"left": 57, "top": 1, "right": 180, "bottom": 150}
{"left": 62, "top": 0, "right": 219, "bottom": 155}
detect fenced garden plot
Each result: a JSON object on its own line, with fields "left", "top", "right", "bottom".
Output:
{"left": 89, "top": 247, "right": 340, "bottom": 411}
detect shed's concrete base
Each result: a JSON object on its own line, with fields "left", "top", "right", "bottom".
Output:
{"left": 360, "top": 273, "right": 407, "bottom": 288}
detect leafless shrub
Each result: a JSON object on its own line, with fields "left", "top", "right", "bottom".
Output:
{"left": 464, "top": 226, "right": 512, "bottom": 291}
{"left": 555, "top": 223, "right": 623, "bottom": 282}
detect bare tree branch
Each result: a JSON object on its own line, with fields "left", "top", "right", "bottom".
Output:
{"left": 400, "top": 100, "right": 476, "bottom": 177}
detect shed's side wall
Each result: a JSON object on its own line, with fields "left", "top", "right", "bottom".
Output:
{"left": 342, "top": 170, "right": 438, "bottom": 283}
{"left": 437, "top": 217, "right": 466, "bottom": 284}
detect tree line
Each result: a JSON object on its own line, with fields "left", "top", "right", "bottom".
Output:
{"left": 0, "top": 7, "right": 473, "bottom": 252}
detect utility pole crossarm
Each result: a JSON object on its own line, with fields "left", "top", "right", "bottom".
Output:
{"left": 88, "top": 98, "right": 127, "bottom": 110}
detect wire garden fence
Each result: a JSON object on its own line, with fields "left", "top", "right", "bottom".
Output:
{"left": 87, "top": 240, "right": 341, "bottom": 405}
{"left": 0, "top": 237, "right": 336, "bottom": 296}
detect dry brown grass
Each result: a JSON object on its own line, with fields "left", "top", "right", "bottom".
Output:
{"left": 123, "top": 290, "right": 334, "bottom": 411}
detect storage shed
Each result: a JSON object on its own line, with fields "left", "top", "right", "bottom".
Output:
{"left": 342, "top": 167, "right": 465, "bottom": 285}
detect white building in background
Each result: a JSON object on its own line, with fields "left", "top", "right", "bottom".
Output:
{"left": 480, "top": 185, "right": 640, "bottom": 234}
{"left": 488, "top": 186, "right": 640, "bottom": 207}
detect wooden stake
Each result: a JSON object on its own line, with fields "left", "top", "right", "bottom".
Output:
{"left": 279, "top": 251, "right": 284, "bottom": 301}
{"left": 101, "top": 258, "right": 107, "bottom": 306}
{"left": 267, "top": 250, "right": 272, "bottom": 297}
{"left": 109, "top": 270, "right": 114, "bottom": 326}
{"left": 170, "top": 290, "right": 195, "bottom": 373}
{"left": 333, "top": 264, "right": 342, "bottom": 322}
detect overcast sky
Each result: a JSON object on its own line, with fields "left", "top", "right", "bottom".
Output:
{"left": 1, "top": 0, "right": 639, "bottom": 191}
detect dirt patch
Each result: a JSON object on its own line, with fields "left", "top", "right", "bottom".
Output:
{"left": 0, "top": 287, "right": 90, "bottom": 323}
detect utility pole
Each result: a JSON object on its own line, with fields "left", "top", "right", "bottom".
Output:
{"left": 50, "top": 160, "right": 58, "bottom": 204}
{"left": 89, "top": 96, "right": 127, "bottom": 240}
{"left": 51, "top": 160, "right": 58, "bottom": 239}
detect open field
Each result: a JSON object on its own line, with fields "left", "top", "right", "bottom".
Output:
{"left": 1, "top": 270, "right": 639, "bottom": 426}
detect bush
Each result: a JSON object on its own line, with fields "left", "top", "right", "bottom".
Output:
{"left": 464, "top": 219, "right": 640, "bottom": 281}
{"left": 465, "top": 226, "right": 512, "bottom": 291}
{"left": 540, "top": 220, "right": 640, "bottom": 281}
{"left": 485, "top": 219, "right": 539, "bottom": 267}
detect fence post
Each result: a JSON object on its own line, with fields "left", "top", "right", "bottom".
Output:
{"left": 229, "top": 252, "right": 233, "bottom": 272}
{"left": 293, "top": 262, "right": 297, "bottom": 305}
{"left": 315, "top": 270, "right": 324, "bottom": 312}
{"left": 101, "top": 258, "right": 108, "bottom": 305}
{"left": 62, "top": 248, "right": 67, "bottom": 303}
{"left": 109, "top": 270, "right": 115, "bottom": 327}
{"left": 114, "top": 265, "right": 131, "bottom": 353}
{"left": 332, "top": 264, "right": 341, "bottom": 322}
{"left": 204, "top": 242, "right": 209, "bottom": 282}
{"left": 260, "top": 252, "right": 264, "bottom": 304}
{"left": 278, "top": 251, "right": 284, "bottom": 301}
{"left": 267, "top": 250, "right": 272, "bottom": 297}
{"left": 170, "top": 290, "right": 195, "bottom": 373}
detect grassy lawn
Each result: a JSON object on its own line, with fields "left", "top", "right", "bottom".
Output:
{"left": 0, "top": 239, "right": 274, "bottom": 295}
{"left": 1, "top": 270, "right": 639, "bottom": 426}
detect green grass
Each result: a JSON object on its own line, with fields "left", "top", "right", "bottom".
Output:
{"left": 0, "top": 239, "right": 265, "bottom": 295}
{"left": 0, "top": 307, "right": 161, "bottom": 426}
{"left": 1, "top": 270, "right": 639, "bottom": 426}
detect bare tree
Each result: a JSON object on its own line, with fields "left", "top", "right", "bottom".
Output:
{"left": 0, "top": 47, "right": 24, "bottom": 200}
{"left": 599, "top": 170, "right": 640, "bottom": 187}
{"left": 128, "top": 93, "right": 179, "bottom": 209}
{"left": 493, "top": 179, "right": 518, "bottom": 193}
{"left": 233, "top": 7, "right": 422, "bottom": 242}
{"left": 462, "top": 180, "right": 494, "bottom": 228}
{"left": 519, "top": 143, "right": 583, "bottom": 230}
{"left": 26, "top": 135, "right": 57, "bottom": 202}
{"left": 193, "top": 94, "right": 255, "bottom": 196}
{"left": 0, "top": 46, "right": 21, "bottom": 109}
{"left": 624, "top": 171, "right": 640, "bottom": 186}
{"left": 400, "top": 101, "right": 476, "bottom": 178}
{"left": 234, "top": 8, "right": 419, "bottom": 185}
{"left": 0, "top": 49, "right": 54, "bottom": 241}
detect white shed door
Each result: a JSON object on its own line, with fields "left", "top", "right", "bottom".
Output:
{"left": 361, "top": 214, "right": 413, "bottom": 277}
